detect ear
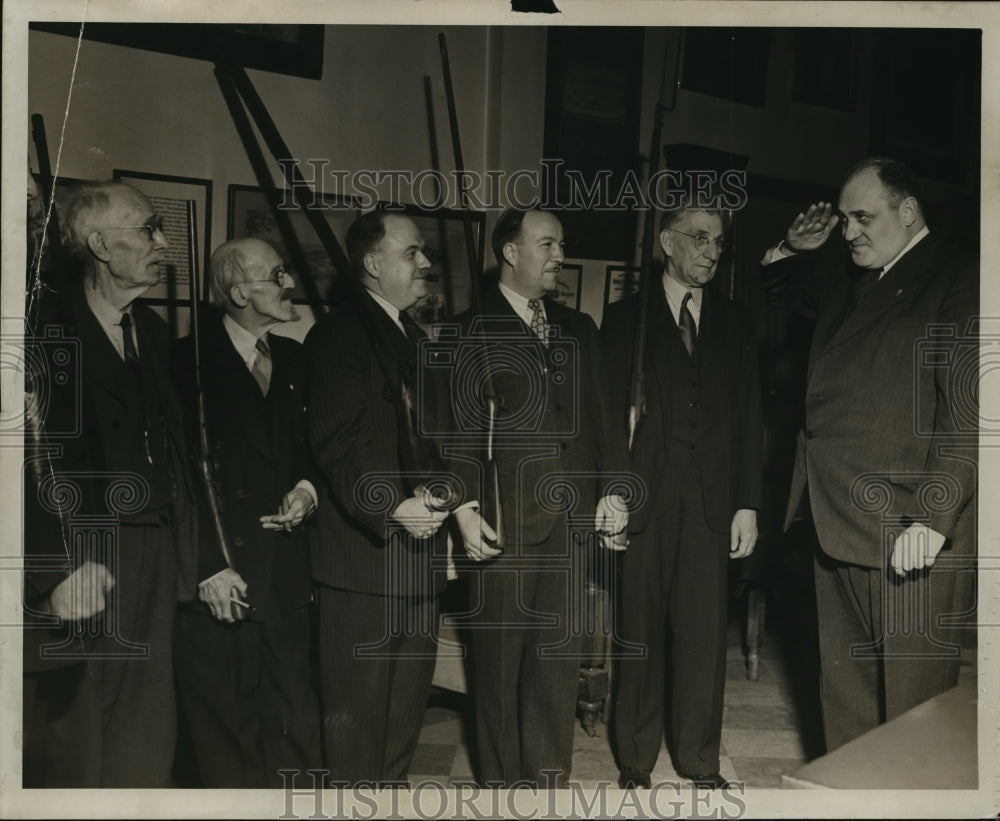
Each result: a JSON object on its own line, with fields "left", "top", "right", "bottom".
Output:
{"left": 363, "top": 251, "right": 379, "bottom": 279}
{"left": 229, "top": 283, "right": 250, "bottom": 308}
{"left": 502, "top": 241, "right": 518, "bottom": 269}
{"left": 659, "top": 228, "right": 673, "bottom": 258}
{"left": 87, "top": 231, "right": 110, "bottom": 262}
{"left": 899, "top": 196, "right": 918, "bottom": 228}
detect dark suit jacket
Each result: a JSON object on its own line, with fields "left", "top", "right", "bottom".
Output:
{"left": 449, "top": 287, "right": 628, "bottom": 546}
{"left": 601, "top": 282, "right": 763, "bottom": 533}
{"left": 761, "top": 233, "right": 978, "bottom": 568}
{"left": 23, "top": 280, "right": 198, "bottom": 670}
{"left": 305, "top": 293, "right": 457, "bottom": 597}
{"left": 171, "top": 312, "right": 314, "bottom": 615}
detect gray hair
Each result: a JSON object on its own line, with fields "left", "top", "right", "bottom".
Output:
{"left": 57, "top": 181, "right": 116, "bottom": 262}
{"left": 209, "top": 242, "right": 251, "bottom": 307}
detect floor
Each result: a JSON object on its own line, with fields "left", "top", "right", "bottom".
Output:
{"left": 410, "top": 598, "right": 827, "bottom": 789}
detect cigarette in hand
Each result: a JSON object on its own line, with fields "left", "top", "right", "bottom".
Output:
{"left": 229, "top": 597, "right": 250, "bottom": 609}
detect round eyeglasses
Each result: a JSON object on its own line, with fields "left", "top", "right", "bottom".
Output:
{"left": 667, "top": 227, "right": 727, "bottom": 254}
{"left": 101, "top": 215, "right": 166, "bottom": 241}
{"left": 241, "top": 266, "right": 293, "bottom": 287}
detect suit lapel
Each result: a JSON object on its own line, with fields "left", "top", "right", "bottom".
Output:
{"left": 65, "top": 283, "right": 135, "bottom": 410}
{"left": 203, "top": 316, "right": 276, "bottom": 468}
{"left": 267, "top": 338, "right": 302, "bottom": 475}
{"left": 823, "top": 235, "right": 938, "bottom": 353}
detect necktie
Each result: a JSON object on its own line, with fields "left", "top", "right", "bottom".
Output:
{"left": 852, "top": 268, "right": 882, "bottom": 309}
{"left": 528, "top": 298, "right": 547, "bottom": 345}
{"left": 399, "top": 310, "right": 427, "bottom": 345}
{"left": 252, "top": 336, "right": 272, "bottom": 397}
{"left": 120, "top": 312, "right": 140, "bottom": 371}
{"left": 678, "top": 292, "right": 696, "bottom": 356}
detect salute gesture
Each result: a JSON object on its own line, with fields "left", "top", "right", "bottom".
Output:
{"left": 786, "top": 201, "right": 840, "bottom": 253}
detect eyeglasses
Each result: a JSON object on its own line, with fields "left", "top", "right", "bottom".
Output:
{"left": 102, "top": 215, "right": 166, "bottom": 241}
{"left": 241, "top": 266, "right": 293, "bottom": 288}
{"left": 667, "top": 227, "right": 727, "bottom": 254}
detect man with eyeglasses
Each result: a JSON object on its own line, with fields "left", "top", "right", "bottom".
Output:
{"left": 602, "top": 205, "right": 762, "bottom": 790}
{"left": 22, "top": 181, "right": 198, "bottom": 786}
{"left": 760, "top": 157, "right": 978, "bottom": 752}
{"left": 169, "top": 237, "right": 321, "bottom": 786}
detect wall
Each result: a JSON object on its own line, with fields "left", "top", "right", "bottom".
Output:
{"left": 27, "top": 25, "right": 549, "bottom": 338}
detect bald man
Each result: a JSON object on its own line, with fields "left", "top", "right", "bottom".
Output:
{"left": 171, "top": 238, "right": 321, "bottom": 786}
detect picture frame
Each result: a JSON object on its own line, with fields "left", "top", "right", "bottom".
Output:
{"left": 227, "top": 184, "right": 361, "bottom": 305}
{"left": 604, "top": 265, "right": 641, "bottom": 307}
{"left": 382, "top": 202, "right": 486, "bottom": 325}
{"left": 113, "top": 170, "right": 211, "bottom": 306}
{"left": 549, "top": 263, "right": 582, "bottom": 310}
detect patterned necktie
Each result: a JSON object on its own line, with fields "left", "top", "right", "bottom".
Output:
{"left": 399, "top": 310, "right": 427, "bottom": 345}
{"left": 678, "top": 292, "right": 696, "bottom": 356}
{"left": 528, "top": 298, "right": 547, "bottom": 345}
{"left": 852, "top": 268, "right": 882, "bottom": 309}
{"left": 120, "top": 312, "right": 140, "bottom": 371}
{"left": 252, "top": 336, "right": 272, "bottom": 397}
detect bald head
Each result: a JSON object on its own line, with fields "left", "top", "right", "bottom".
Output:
{"left": 209, "top": 237, "right": 298, "bottom": 333}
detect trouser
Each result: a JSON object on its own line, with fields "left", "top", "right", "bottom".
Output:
{"left": 316, "top": 585, "right": 439, "bottom": 785}
{"left": 24, "top": 520, "right": 179, "bottom": 787}
{"left": 614, "top": 469, "right": 729, "bottom": 777}
{"left": 813, "top": 540, "right": 973, "bottom": 751}
{"left": 467, "top": 534, "right": 583, "bottom": 788}
{"left": 173, "top": 590, "right": 321, "bottom": 787}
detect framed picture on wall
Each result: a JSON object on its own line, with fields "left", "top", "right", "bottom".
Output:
{"left": 549, "top": 263, "right": 582, "bottom": 310}
{"left": 227, "top": 184, "right": 360, "bottom": 305}
{"left": 604, "top": 265, "right": 641, "bottom": 307}
{"left": 113, "top": 170, "right": 211, "bottom": 306}
{"left": 380, "top": 202, "right": 486, "bottom": 326}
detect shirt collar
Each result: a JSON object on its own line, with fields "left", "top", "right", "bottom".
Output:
{"left": 222, "top": 312, "right": 266, "bottom": 368}
{"left": 365, "top": 287, "right": 406, "bottom": 332}
{"left": 881, "top": 226, "right": 930, "bottom": 277}
{"left": 84, "top": 280, "right": 130, "bottom": 330}
{"left": 498, "top": 280, "right": 544, "bottom": 328}
{"left": 661, "top": 272, "right": 703, "bottom": 312}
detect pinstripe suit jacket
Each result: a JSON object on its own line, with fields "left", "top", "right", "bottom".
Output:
{"left": 762, "top": 233, "right": 978, "bottom": 569}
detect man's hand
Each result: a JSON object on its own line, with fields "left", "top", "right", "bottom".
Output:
{"left": 786, "top": 202, "right": 839, "bottom": 253}
{"left": 595, "top": 494, "right": 629, "bottom": 551}
{"left": 199, "top": 568, "right": 249, "bottom": 623}
{"left": 393, "top": 495, "right": 449, "bottom": 539}
{"left": 453, "top": 507, "right": 502, "bottom": 562}
{"left": 46, "top": 561, "right": 115, "bottom": 621}
{"left": 730, "top": 509, "right": 758, "bottom": 559}
{"left": 260, "top": 486, "right": 315, "bottom": 531}
{"left": 890, "top": 523, "right": 947, "bottom": 577}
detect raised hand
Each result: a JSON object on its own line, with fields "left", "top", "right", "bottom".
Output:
{"left": 786, "top": 202, "right": 840, "bottom": 253}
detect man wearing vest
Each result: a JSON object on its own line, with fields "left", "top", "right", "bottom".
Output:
{"left": 449, "top": 207, "right": 629, "bottom": 788}
{"left": 602, "top": 205, "right": 763, "bottom": 790}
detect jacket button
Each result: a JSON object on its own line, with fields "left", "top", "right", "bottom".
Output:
{"left": 236, "top": 489, "right": 246, "bottom": 500}
{"left": 234, "top": 536, "right": 245, "bottom": 547}
{"left": 805, "top": 430, "right": 815, "bottom": 440}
